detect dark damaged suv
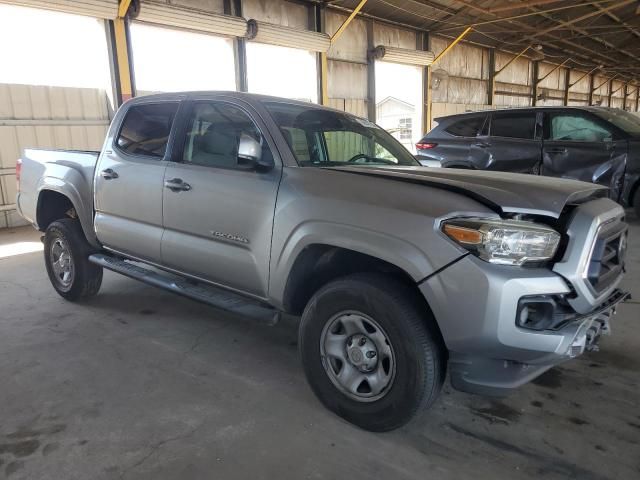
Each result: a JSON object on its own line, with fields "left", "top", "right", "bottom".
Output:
{"left": 416, "top": 107, "right": 640, "bottom": 216}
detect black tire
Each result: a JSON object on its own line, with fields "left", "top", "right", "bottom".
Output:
{"left": 299, "top": 273, "right": 445, "bottom": 432}
{"left": 44, "top": 218, "right": 103, "bottom": 301}
{"left": 634, "top": 190, "right": 640, "bottom": 219}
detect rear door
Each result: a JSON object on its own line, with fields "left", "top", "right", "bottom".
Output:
{"left": 541, "top": 111, "right": 627, "bottom": 199}
{"left": 482, "top": 110, "right": 542, "bottom": 173}
{"left": 94, "top": 100, "right": 180, "bottom": 263}
{"left": 160, "top": 97, "right": 282, "bottom": 298}
{"left": 433, "top": 114, "right": 488, "bottom": 168}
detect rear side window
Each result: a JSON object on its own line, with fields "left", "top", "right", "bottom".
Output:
{"left": 445, "top": 115, "right": 486, "bottom": 137}
{"left": 116, "top": 103, "right": 179, "bottom": 158}
{"left": 491, "top": 112, "right": 536, "bottom": 139}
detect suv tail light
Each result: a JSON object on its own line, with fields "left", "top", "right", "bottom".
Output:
{"left": 416, "top": 142, "right": 437, "bottom": 150}
{"left": 16, "top": 158, "right": 22, "bottom": 192}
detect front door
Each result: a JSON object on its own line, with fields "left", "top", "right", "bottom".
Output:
{"left": 541, "top": 111, "right": 627, "bottom": 200}
{"left": 161, "top": 99, "right": 282, "bottom": 298}
{"left": 94, "top": 100, "right": 180, "bottom": 263}
{"left": 482, "top": 110, "right": 542, "bottom": 173}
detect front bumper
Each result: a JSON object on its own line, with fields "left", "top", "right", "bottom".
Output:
{"left": 419, "top": 254, "right": 629, "bottom": 396}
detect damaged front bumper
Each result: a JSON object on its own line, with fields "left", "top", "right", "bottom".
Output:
{"left": 419, "top": 254, "right": 630, "bottom": 396}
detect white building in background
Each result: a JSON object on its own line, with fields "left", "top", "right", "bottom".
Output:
{"left": 376, "top": 96, "right": 416, "bottom": 152}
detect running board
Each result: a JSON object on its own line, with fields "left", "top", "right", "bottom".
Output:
{"left": 89, "top": 254, "right": 280, "bottom": 325}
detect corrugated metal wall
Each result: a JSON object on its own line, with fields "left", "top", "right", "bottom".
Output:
{"left": 326, "top": 10, "right": 368, "bottom": 117}
{"left": 243, "top": 0, "right": 308, "bottom": 28}
{"left": 0, "top": 83, "right": 111, "bottom": 228}
{"left": 431, "top": 36, "right": 488, "bottom": 106}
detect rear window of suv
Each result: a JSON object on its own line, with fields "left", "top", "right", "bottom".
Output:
{"left": 116, "top": 102, "right": 179, "bottom": 158}
{"left": 445, "top": 115, "right": 487, "bottom": 137}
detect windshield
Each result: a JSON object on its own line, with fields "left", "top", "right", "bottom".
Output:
{"left": 592, "top": 109, "right": 640, "bottom": 137}
{"left": 263, "top": 102, "right": 419, "bottom": 167}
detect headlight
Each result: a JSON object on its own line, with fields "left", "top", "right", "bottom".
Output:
{"left": 442, "top": 217, "right": 561, "bottom": 266}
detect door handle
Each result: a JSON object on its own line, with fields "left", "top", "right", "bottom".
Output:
{"left": 164, "top": 178, "right": 192, "bottom": 192}
{"left": 546, "top": 148, "right": 567, "bottom": 154}
{"left": 100, "top": 168, "right": 119, "bottom": 180}
{"left": 474, "top": 142, "right": 491, "bottom": 148}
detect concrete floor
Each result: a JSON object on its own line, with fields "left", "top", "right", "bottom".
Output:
{"left": 1, "top": 217, "right": 639, "bottom": 480}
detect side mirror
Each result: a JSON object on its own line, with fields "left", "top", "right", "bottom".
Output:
{"left": 238, "top": 133, "right": 273, "bottom": 171}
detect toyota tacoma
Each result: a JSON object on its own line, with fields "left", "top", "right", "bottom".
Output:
{"left": 16, "top": 92, "right": 629, "bottom": 431}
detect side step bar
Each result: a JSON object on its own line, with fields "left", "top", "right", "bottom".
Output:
{"left": 89, "top": 254, "right": 280, "bottom": 325}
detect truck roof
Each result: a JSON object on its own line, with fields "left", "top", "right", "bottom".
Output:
{"left": 126, "top": 91, "right": 340, "bottom": 113}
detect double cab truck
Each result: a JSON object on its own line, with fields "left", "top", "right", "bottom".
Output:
{"left": 16, "top": 92, "right": 629, "bottom": 431}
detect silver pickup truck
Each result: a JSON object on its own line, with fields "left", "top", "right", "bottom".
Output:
{"left": 16, "top": 92, "right": 629, "bottom": 431}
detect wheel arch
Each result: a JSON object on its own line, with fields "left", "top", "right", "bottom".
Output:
{"left": 36, "top": 185, "right": 99, "bottom": 248}
{"left": 282, "top": 244, "right": 421, "bottom": 316}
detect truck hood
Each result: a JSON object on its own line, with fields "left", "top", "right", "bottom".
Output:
{"left": 329, "top": 166, "right": 607, "bottom": 218}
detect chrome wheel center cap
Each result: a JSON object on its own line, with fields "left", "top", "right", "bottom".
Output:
{"left": 347, "top": 334, "right": 378, "bottom": 372}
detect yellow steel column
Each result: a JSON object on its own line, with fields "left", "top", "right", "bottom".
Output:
{"left": 321, "top": 0, "right": 369, "bottom": 106}
{"left": 423, "top": 26, "right": 471, "bottom": 127}
{"left": 431, "top": 27, "right": 472, "bottom": 66}
{"left": 114, "top": 0, "right": 133, "bottom": 102}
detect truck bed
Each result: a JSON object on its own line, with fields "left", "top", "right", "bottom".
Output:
{"left": 17, "top": 148, "right": 99, "bottom": 227}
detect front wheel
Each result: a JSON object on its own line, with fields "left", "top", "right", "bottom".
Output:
{"left": 44, "top": 218, "right": 103, "bottom": 301}
{"left": 299, "top": 273, "right": 445, "bottom": 432}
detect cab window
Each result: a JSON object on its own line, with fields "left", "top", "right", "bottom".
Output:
{"left": 548, "top": 113, "right": 613, "bottom": 142}
{"left": 116, "top": 103, "right": 178, "bottom": 158}
{"left": 182, "top": 101, "right": 272, "bottom": 169}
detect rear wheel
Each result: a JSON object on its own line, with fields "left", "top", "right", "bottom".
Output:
{"left": 299, "top": 273, "right": 445, "bottom": 432}
{"left": 44, "top": 218, "right": 102, "bottom": 301}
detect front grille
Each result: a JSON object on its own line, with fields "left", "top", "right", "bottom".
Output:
{"left": 553, "top": 197, "right": 626, "bottom": 314}
{"left": 586, "top": 221, "right": 627, "bottom": 294}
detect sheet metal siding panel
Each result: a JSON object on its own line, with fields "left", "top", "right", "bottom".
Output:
{"left": 612, "top": 80, "right": 625, "bottom": 100}
{"left": 328, "top": 61, "right": 367, "bottom": 99}
{"left": 0, "top": 0, "right": 118, "bottom": 19}
{"left": 537, "top": 90, "right": 564, "bottom": 106}
{"left": 567, "top": 92, "right": 589, "bottom": 106}
{"left": 326, "top": 11, "right": 368, "bottom": 64}
{"left": 328, "top": 60, "right": 367, "bottom": 118}
{"left": 328, "top": 99, "right": 368, "bottom": 118}
{"left": 432, "top": 77, "right": 487, "bottom": 105}
{"left": 166, "top": 0, "right": 224, "bottom": 15}
{"left": 430, "top": 36, "right": 486, "bottom": 80}
{"left": 537, "top": 63, "right": 566, "bottom": 90}
{"left": 495, "top": 52, "right": 531, "bottom": 86}
{"left": 569, "top": 69, "right": 590, "bottom": 94}
{"left": 373, "top": 22, "right": 415, "bottom": 50}
{"left": 0, "top": 83, "right": 109, "bottom": 228}
{"left": 494, "top": 82, "right": 532, "bottom": 107}
{"left": 242, "top": 0, "right": 308, "bottom": 30}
